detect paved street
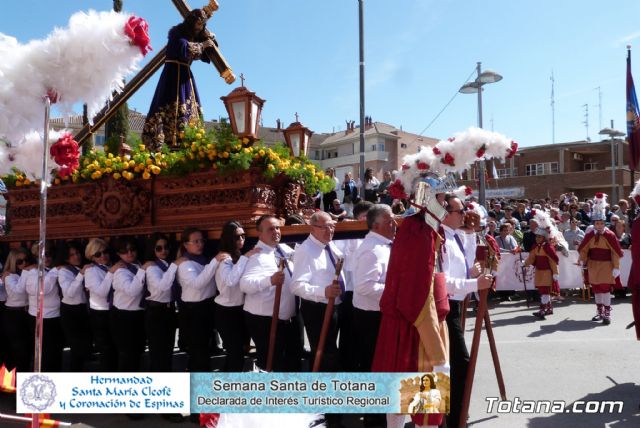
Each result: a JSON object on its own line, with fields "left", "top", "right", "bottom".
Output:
{"left": 1, "top": 292, "right": 639, "bottom": 427}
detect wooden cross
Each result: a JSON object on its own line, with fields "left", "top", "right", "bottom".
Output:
{"left": 75, "top": 0, "right": 235, "bottom": 144}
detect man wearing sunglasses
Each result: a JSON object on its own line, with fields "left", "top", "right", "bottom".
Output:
{"left": 441, "top": 194, "right": 493, "bottom": 428}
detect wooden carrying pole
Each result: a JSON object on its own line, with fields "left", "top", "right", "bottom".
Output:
{"left": 312, "top": 258, "right": 343, "bottom": 372}
{"left": 266, "top": 258, "right": 285, "bottom": 371}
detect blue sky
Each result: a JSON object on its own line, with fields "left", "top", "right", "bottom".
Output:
{"left": 2, "top": 0, "right": 640, "bottom": 147}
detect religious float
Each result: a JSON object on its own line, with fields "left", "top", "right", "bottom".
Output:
{"left": 0, "top": 0, "right": 338, "bottom": 246}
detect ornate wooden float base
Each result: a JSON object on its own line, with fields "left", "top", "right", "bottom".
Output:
{"left": 1, "top": 169, "right": 314, "bottom": 243}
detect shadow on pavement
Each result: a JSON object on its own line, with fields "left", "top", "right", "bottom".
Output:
{"left": 527, "top": 380, "right": 640, "bottom": 428}
{"left": 528, "top": 318, "right": 602, "bottom": 338}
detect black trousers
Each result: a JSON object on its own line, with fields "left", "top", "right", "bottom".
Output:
{"left": 300, "top": 299, "right": 341, "bottom": 372}
{"left": 29, "top": 315, "right": 64, "bottom": 372}
{"left": 89, "top": 309, "right": 117, "bottom": 371}
{"left": 244, "top": 311, "right": 301, "bottom": 372}
{"left": 60, "top": 303, "right": 92, "bottom": 372}
{"left": 352, "top": 307, "right": 381, "bottom": 372}
{"left": 323, "top": 191, "right": 337, "bottom": 212}
{"left": 110, "top": 308, "right": 146, "bottom": 372}
{"left": 338, "top": 291, "right": 355, "bottom": 371}
{"left": 215, "top": 304, "right": 249, "bottom": 372}
{"left": 3, "top": 306, "right": 32, "bottom": 372}
{"left": 180, "top": 298, "right": 214, "bottom": 372}
{"left": 145, "top": 302, "right": 177, "bottom": 372}
{"left": 446, "top": 300, "right": 469, "bottom": 428}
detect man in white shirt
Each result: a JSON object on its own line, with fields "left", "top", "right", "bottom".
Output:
{"left": 353, "top": 204, "right": 396, "bottom": 373}
{"left": 442, "top": 194, "right": 492, "bottom": 428}
{"left": 240, "top": 215, "right": 301, "bottom": 372}
{"left": 291, "top": 211, "right": 344, "bottom": 372}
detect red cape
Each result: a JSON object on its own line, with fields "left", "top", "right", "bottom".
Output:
{"left": 372, "top": 213, "right": 442, "bottom": 427}
{"left": 629, "top": 216, "right": 640, "bottom": 340}
{"left": 543, "top": 242, "right": 559, "bottom": 264}
{"left": 484, "top": 234, "right": 501, "bottom": 257}
{"left": 577, "top": 228, "right": 624, "bottom": 258}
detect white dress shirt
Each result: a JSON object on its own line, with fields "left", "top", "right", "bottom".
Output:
{"left": 58, "top": 266, "right": 86, "bottom": 305}
{"left": 240, "top": 241, "right": 295, "bottom": 320}
{"left": 84, "top": 264, "right": 113, "bottom": 311}
{"left": 459, "top": 230, "right": 477, "bottom": 273}
{"left": 112, "top": 264, "right": 146, "bottom": 311}
{"left": 215, "top": 255, "right": 249, "bottom": 307}
{"left": 4, "top": 272, "right": 28, "bottom": 307}
{"left": 177, "top": 258, "right": 219, "bottom": 302}
{"left": 353, "top": 231, "right": 392, "bottom": 311}
{"left": 291, "top": 235, "right": 345, "bottom": 304}
{"left": 145, "top": 259, "right": 178, "bottom": 303}
{"left": 441, "top": 224, "right": 478, "bottom": 301}
{"left": 25, "top": 268, "right": 61, "bottom": 318}
{"left": 335, "top": 238, "right": 362, "bottom": 292}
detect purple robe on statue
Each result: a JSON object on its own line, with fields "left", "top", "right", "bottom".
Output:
{"left": 142, "top": 26, "right": 210, "bottom": 150}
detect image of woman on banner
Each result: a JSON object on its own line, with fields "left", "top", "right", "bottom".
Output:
{"left": 407, "top": 373, "right": 442, "bottom": 414}
{"left": 142, "top": 9, "right": 215, "bottom": 151}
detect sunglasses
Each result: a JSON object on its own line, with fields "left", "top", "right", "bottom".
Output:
{"left": 93, "top": 250, "right": 106, "bottom": 259}
{"left": 155, "top": 245, "right": 169, "bottom": 252}
{"left": 118, "top": 247, "right": 136, "bottom": 255}
{"left": 16, "top": 258, "right": 26, "bottom": 266}
{"left": 188, "top": 239, "right": 205, "bottom": 245}
{"left": 235, "top": 234, "right": 246, "bottom": 241}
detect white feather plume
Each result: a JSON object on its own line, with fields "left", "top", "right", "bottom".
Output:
{"left": 211, "top": 413, "right": 324, "bottom": 428}
{"left": 630, "top": 178, "right": 640, "bottom": 200}
{"left": 0, "top": 10, "right": 145, "bottom": 173}
{"left": 0, "top": 131, "right": 63, "bottom": 181}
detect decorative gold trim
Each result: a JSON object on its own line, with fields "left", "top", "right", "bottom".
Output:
{"left": 221, "top": 68, "right": 236, "bottom": 84}
{"left": 414, "top": 275, "right": 435, "bottom": 328}
{"left": 203, "top": 0, "right": 219, "bottom": 17}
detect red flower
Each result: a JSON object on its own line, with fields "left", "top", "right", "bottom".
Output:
{"left": 464, "top": 186, "right": 473, "bottom": 196}
{"left": 124, "top": 16, "right": 152, "bottom": 56}
{"left": 447, "top": 137, "right": 456, "bottom": 142}
{"left": 46, "top": 88, "right": 59, "bottom": 104}
{"left": 401, "top": 163, "right": 410, "bottom": 170}
{"left": 506, "top": 140, "right": 519, "bottom": 159}
{"left": 475, "top": 144, "right": 486, "bottom": 158}
{"left": 432, "top": 147, "right": 441, "bottom": 155}
{"left": 50, "top": 133, "right": 80, "bottom": 178}
{"left": 595, "top": 192, "right": 604, "bottom": 199}
{"left": 417, "top": 161, "right": 429, "bottom": 170}
{"left": 442, "top": 152, "right": 455, "bottom": 166}
{"left": 388, "top": 179, "right": 408, "bottom": 200}
{"left": 530, "top": 209, "right": 537, "bottom": 217}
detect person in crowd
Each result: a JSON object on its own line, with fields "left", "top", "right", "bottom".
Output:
{"left": 578, "top": 193, "right": 623, "bottom": 325}
{"left": 176, "top": 227, "right": 226, "bottom": 372}
{"left": 614, "top": 220, "right": 631, "bottom": 249}
{"left": 557, "top": 211, "right": 572, "bottom": 233}
{"left": 495, "top": 224, "right": 518, "bottom": 253}
{"left": 292, "top": 211, "right": 345, "bottom": 373}
{"left": 240, "top": 215, "right": 300, "bottom": 372}
{"left": 328, "top": 199, "right": 347, "bottom": 222}
{"left": 522, "top": 219, "right": 539, "bottom": 252}
{"left": 490, "top": 202, "right": 505, "bottom": 221}
{"left": 352, "top": 204, "right": 396, "bottom": 373}
{"left": 342, "top": 172, "right": 360, "bottom": 217}
{"left": 109, "top": 237, "right": 146, "bottom": 372}
{"left": 391, "top": 199, "right": 406, "bottom": 215}
{"left": 513, "top": 202, "right": 528, "bottom": 222}
{"left": 442, "top": 194, "right": 493, "bottom": 428}
{"left": 377, "top": 170, "right": 394, "bottom": 206}
{"left": 563, "top": 218, "right": 585, "bottom": 251}
{"left": 2, "top": 248, "right": 33, "bottom": 372}
{"left": 363, "top": 168, "right": 380, "bottom": 203}
{"left": 25, "top": 242, "right": 63, "bottom": 372}
{"left": 141, "top": 233, "right": 180, "bottom": 373}
{"left": 57, "top": 240, "right": 91, "bottom": 372}
{"left": 501, "top": 206, "right": 519, "bottom": 230}
{"left": 486, "top": 220, "right": 499, "bottom": 238}
{"left": 507, "top": 218, "right": 523, "bottom": 246}
{"left": 84, "top": 238, "right": 117, "bottom": 371}
{"left": 214, "top": 221, "right": 260, "bottom": 372}
{"left": 322, "top": 168, "right": 339, "bottom": 212}
{"left": 523, "top": 226, "right": 559, "bottom": 320}
{"left": 569, "top": 204, "right": 583, "bottom": 225}
{"left": 618, "top": 199, "right": 631, "bottom": 232}
{"left": 578, "top": 202, "right": 591, "bottom": 227}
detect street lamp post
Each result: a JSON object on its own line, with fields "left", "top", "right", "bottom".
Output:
{"left": 598, "top": 125, "right": 625, "bottom": 203}
{"left": 459, "top": 62, "right": 503, "bottom": 207}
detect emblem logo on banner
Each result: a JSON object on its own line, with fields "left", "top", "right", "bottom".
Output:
{"left": 19, "top": 374, "right": 57, "bottom": 411}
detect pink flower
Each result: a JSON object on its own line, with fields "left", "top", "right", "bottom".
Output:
{"left": 595, "top": 192, "right": 604, "bottom": 199}
{"left": 401, "top": 163, "right": 410, "bottom": 170}
{"left": 388, "top": 180, "right": 408, "bottom": 200}
{"left": 432, "top": 147, "right": 441, "bottom": 155}
{"left": 124, "top": 16, "right": 152, "bottom": 56}
{"left": 506, "top": 140, "right": 519, "bottom": 159}
{"left": 464, "top": 186, "right": 473, "bottom": 196}
{"left": 447, "top": 137, "right": 456, "bottom": 142}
